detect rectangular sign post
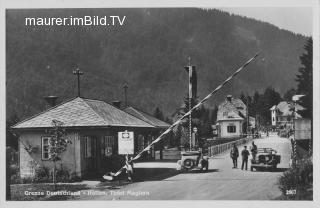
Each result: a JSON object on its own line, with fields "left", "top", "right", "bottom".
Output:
{"left": 118, "top": 130, "right": 134, "bottom": 155}
{"left": 294, "top": 118, "right": 311, "bottom": 140}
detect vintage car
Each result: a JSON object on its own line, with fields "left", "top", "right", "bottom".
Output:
{"left": 177, "top": 151, "right": 209, "bottom": 172}
{"left": 250, "top": 148, "right": 281, "bottom": 171}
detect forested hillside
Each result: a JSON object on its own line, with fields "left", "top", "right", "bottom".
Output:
{"left": 6, "top": 8, "right": 308, "bottom": 120}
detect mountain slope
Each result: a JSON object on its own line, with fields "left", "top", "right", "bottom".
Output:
{"left": 6, "top": 8, "right": 308, "bottom": 120}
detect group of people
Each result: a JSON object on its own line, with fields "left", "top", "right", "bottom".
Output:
{"left": 230, "top": 141, "right": 257, "bottom": 170}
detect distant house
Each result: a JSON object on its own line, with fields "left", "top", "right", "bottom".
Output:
{"left": 11, "top": 97, "right": 169, "bottom": 179}
{"left": 216, "top": 95, "right": 247, "bottom": 139}
{"left": 270, "top": 101, "right": 304, "bottom": 128}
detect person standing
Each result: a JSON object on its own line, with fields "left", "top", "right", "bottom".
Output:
{"left": 250, "top": 141, "right": 258, "bottom": 160}
{"left": 125, "top": 154, "right": 134, "bottom": 182}
{"left": 241, "top": 146, "right": 250, "bottom": 170}
{"left": 230, "top": 144, "right": 239, "bottom": 168}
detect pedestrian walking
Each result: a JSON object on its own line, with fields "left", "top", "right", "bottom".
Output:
{"left": 250, "top": 141, "right": 257, "bottom": 160}
{"left": 230, "top": 144, "right": 239, "bottom": 168}
{"left": 241, "top": 146, "right": 250, "bottom": 170}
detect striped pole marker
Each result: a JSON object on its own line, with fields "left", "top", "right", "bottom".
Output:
{"left": 189, "top": 97, "right": 192, "bottom": 149}
{"left": 104, "top": 52, "right": 260, "bottom": 179}
{"left": 293, "top": 139, "right": 297, "bottom": 162}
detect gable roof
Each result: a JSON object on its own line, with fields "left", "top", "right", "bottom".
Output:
{"left": 274, "top": 101, "right": 304, "bottom": 117}
{"left": 217, "top": 97, "right": 246, "bottom": 121}
{"left": 12, "top": 97, "right": 154, "bottom": 129}
{"left": 124, "top": 106, "right": 170, "bottom": 128}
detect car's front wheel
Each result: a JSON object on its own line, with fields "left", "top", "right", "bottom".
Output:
{"left": 183, "top": 159, "right": 194, "bottom": 169}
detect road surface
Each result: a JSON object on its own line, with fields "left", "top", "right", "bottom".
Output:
{"left": 73, "top": 135, "right": 291, "bottom": 200}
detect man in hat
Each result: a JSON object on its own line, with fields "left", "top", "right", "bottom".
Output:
{"left": 241, "top": 146, "right": 250, "bottom": 170}
{"left": 230, "top": 143, "right": 239, "bottom": 168}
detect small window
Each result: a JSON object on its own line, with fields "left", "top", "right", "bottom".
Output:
{"left": 42, "top": 137, "right": 50, "bottom": 160}
{"left": 227, "top": 125, "right": 236, "bottom": 133}
{"left": 84, "top": 136, "right": 92, "bottom": 158}
{"left": 223, "top": 112, "right": 228, "bottom": 117}
{"left": 137, "top": 135, "right": 145, "bottom": 152}
{"left": 102, "top": 136, "right": 114, "bottom": 157}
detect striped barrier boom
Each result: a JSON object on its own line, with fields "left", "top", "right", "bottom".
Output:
{"left": 109, "top": 52, "right": 260, "bottom": 178}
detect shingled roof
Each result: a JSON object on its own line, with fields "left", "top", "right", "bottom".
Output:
{"left": 217, "top": 96, "right": 246, "bottom": 121}
{"left": 124, "top": 106, "right": 170, "bottom": 128}
{"left": 12, "top": 97, "right": 154, "bottom": 129}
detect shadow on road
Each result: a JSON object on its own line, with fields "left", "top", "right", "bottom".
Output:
{"left": 273, "top": 168, "right": 289, "bottom": 172}
{"left": 251, "top": 167, "right": 288, "bottom": 173}
{"left": 133, "top": 167, "right": 180, "bottom": 182}
{"left": 180, "top": 169, "right": 220, "bottom": 174}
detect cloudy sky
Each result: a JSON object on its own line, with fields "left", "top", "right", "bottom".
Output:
{"left": 220, "top": 7, "right": 313, "bottom": 36}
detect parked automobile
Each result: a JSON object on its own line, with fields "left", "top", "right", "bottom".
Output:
{"left": 177, "top": 151, "right": 209, "bottom": 172}
{"left": 250, "top": 148, "right": 281, "bottom": 171}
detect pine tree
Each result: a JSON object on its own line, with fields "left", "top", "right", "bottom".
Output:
{"left": 296, "top": 38, "right": 312, "bottom": 119}
{"left": 154, "top": 107, "right": 164, "bottom": 121}
{"left": 252, "top": 91, "right": 260, "bottom": 116}
{"left": 6, "top": 113, "right": 19, "bottom": 149}
{"left": 261, "top": 87, "right": 282, "bottom": 124}
{"left": 283, "top": 88, "right": 297, "bottom": 102}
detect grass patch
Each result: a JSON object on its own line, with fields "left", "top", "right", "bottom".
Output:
{"left": 277, "top": 157, "right": 313, "bottom": 200}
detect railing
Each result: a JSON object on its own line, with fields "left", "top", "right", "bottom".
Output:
{"left": 208, "top": 137, "right": 253, "bottom": 157}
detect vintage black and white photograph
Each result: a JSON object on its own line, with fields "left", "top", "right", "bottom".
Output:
{"left": 3, "top": 0, "right": 318, "bottom": 205}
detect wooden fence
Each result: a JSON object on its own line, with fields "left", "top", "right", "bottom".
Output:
{"left": 208, "top": 137, "right": 253, "bottom": 157}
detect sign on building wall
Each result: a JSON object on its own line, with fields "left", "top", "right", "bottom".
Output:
{"left": 118, "top": 131, "right": 134, "bottom": 154}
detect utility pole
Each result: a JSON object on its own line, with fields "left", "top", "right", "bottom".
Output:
{"left": 73, "top": 68, "right": 83, "bottom": 97}
{"left": 246, "top": 96, "right": 250, "bottom": 138}
{"left": 123, "top": 83, "right": 128, "bottom": 107}
{"left": 184, "top": 57, "right": 197, "bottom": 150}
{"left": 188, "top": 57, "right": 192, "bottom": 150}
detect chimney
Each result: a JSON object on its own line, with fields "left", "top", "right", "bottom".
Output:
{"left": 226, "top": 95, "right": 232, "bottom": 102}
{"left": 112, "top": 100, "right": 121, "bottom": 109}
{"left": 44, "top": 96, "right": 58, "bottom": 108}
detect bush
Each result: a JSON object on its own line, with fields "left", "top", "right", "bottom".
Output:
{"left": 9, "top": 164, "right": 19, "bottom": 176}
{"left": 10, "top": 174, "right": 21, "bottom": 184}
{"left": 10, "top": 164, "right": 76, "bottom": 184}
{"left": 278, "top": 157, "right": 313, "bottom": 200}
{"left": 9, "top": 164, "right": 21, "bottom": 184}
{"left": 21, "top": 177, "right": 34, "bottom": 184}
{"left": 34, "top": 166, "right": 51, "bottom": 183}
{"left": 55, "top": 167, "right": 70, "bottom": 183}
